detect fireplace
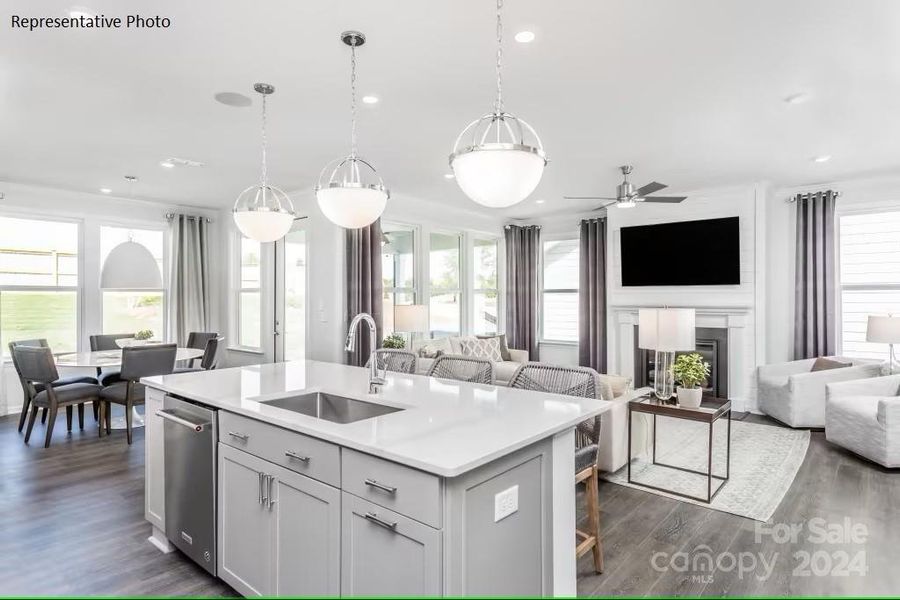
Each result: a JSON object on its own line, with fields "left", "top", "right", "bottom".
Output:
{"left": 633, "top": 326, "right": 729, "bottom": 398}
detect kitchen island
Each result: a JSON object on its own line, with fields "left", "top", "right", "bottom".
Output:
{"left": 142, "top": 359, "right": 609, "bottom": 597}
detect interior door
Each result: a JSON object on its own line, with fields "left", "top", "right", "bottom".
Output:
{"left": 274, "top": 220, "right": 307, "bottom": 362}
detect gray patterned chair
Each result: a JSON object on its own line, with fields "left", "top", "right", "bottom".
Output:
{"left": 12, "top": 345, "right": 102, "bottom": 448}
{"left": 509, "top": 362, "right": 606, "bottom": 573}
{"left": 427, "top": 354, "right": 493, "bottom": 384}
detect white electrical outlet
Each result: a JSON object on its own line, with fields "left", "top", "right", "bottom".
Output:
{"left": 494, "top": 485, "right": 519, "bottom": 522}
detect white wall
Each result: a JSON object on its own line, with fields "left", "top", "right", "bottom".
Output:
{"left": 0, "top": 181, "right": 225, "bottom": 415}
{"left": 766, "top": 175, "right": 900, "bottom": 363}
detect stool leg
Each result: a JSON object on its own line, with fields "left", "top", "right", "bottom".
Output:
{"left": 18, "top": 395, "right": 31, "bottom": 432}
{"left": 92, "top": 400, "right": 99, "bottom": 422}
{"left": 24, "top": 406, "right": 39, "bottom": 444}
{"left": 66, "top": 406, "right": 73, "bottom": 432}
{"left": 77, "top": 403, "right": 85, "bottom": 430}
{"left": 41, "top": 408, "right": 47, "bottom": 424}
{"left": 585, "top": 466, "right": 604, "bottom": 573}
{"left": 44, "top": 405, "right": 59, "bottom": 448}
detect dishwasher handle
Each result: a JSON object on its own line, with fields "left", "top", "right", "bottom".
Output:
{"left": 156, "top": 409, "right": 209, "bottom": 432}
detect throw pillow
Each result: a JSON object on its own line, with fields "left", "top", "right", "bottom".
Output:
{"left": 811, "top": 357, "right": 850, "bottom": 372}
{"left": 418, "top": 345, "right": 444, "bottom": 359}
{"left": 599, "top": 374, "right": 631, "bottom": 398}
{"left": 459, "top": 337, "right": 503, "bottom": 362}
{"left": 476, "top": 333, "right": 512, "bottom": 361}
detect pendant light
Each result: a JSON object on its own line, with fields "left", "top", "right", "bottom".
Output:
{"left": 232, "top": 83, "right": 295, "bottom": 243}
{"left": 449, "top": 0, "right": 547, "bottom": 208}
{"left": 101, "top": 238, "right": 162, "bottom": 289}
{"left": 316, "top": 31, "right": 389, "bottom": 229}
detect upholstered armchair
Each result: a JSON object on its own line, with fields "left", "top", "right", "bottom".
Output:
{"left": 757, "top": 357, "right": 883, "bottom": 428}
{"left": 826, "top": 375, "right": 900, "bottom": 468}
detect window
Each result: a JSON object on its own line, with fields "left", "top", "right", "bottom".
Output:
{"left": 839, "top": 211, "right": 900, "bottom": 359}
{"left": 429, "top": 232, "right": 462, "bottom": 337}
{"left": 541, "top": 239, "right": 579, "bottom": 342}
{"left": 382, "top": 224, "right": 416, "bottom": 335}
{"left": 238, "top": 237, "right": 262, "bottom": 348}
{"left": 99, "top": 226, "right": 164, "bottom": 337}
{"left": 0, "top": 215, "right": 79, "bottom": 353}
{"left": 473, "top": 238, "right": 499, "bottom": 335}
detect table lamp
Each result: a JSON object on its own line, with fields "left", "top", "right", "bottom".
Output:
{"left": 639, "top": 308, "right": 696, "bottom": 400}
{"left": 394, "top": 304, "right": 428, "bottom": 348}
{"left": 866, "top": 315, "right": 900, "bottom": 374}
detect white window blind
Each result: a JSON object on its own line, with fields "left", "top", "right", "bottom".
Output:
{"left": 542, "top": 239, "right": 579, "bottom": 342}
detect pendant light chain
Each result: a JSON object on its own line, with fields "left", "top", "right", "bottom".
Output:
{"left": 494, "top": 0, "right": 504, "bottom": 115}
{"left": 350, "top": 39, "right": 359, "bottom": 158}
{"left": 260, "top": 92, "right": 268, "bottom": 187}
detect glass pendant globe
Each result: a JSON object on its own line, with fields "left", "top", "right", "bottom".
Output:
{"left": 451, "top": 145, "right": 546, "bottom": 208}
{"left": 316, "top": 185, "right": 387, "bottom": 229}
{"left": 232, "top": 184, "right": 295, "bottom": 243}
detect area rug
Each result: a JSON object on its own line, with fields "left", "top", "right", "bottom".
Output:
{"left": 604, "top": 417, "right": 810, "bottom": 522}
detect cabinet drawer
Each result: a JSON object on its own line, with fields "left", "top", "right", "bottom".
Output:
{"left": 219, "top": 412, "right": 340, "bottom": 488}
{"left": 342, "top": 449, "right": 442, "bottom": 528}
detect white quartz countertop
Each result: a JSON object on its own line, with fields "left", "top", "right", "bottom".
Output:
{"left": 142, "top": 360, "right": 610, "bottom": 477}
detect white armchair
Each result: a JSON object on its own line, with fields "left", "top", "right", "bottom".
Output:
{"left": 757, "top": 357, "right": 883, "bottom": 428}
{"left": 826, "top": 375, "right": 900, "bottom": 468}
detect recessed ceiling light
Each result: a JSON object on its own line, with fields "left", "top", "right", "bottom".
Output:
{"left": 99, "top": 188, "right": 112, "bottom": 194}
{"left": 535, "top": 199, "right": 545, "bottom": 204}
{"left": 813, "top": 155, "right": 832, "bottom": 163}
{"left": 160, "top": 160, "right": 175, "bottom": 169}
{"left": 444, "top": 173, "right": 455, "bottom": 180}
{"left": 362, "top": 95, "right": 379, "bottom": 104}
{"left": 784, "top": 92, "right": 810, "bottom": 105}
{"left": 214, "top": 91, "right": 252, "bottom": 107}
{"left": 515, "top": 31, "right": 536, "bottom": 43}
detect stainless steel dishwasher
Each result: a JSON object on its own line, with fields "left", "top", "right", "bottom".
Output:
{"left": 158, "top": 395, "right": 218, "bottom": 576}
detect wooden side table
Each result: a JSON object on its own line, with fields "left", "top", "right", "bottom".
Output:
{"left": 627, "top": 395, "right": 732, "bottom": 503}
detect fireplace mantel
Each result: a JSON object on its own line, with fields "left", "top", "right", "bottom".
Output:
{"left": 609, "top": 305, "right": 756, "bottom": 412}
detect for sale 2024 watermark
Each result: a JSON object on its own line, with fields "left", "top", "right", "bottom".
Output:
{"left": 651, "top": 517, "right": 868, "bottom": 584}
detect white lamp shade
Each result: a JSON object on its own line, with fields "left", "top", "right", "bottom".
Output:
{"left": 638, "top": 308, "right": 696, "bottom": 351}
{"left": 316, "top": 186, "right": 387, "bottom": 229}
{"left": 394, "top": 304, "right": 428, "bottom": 333}
{"left": 233, "top": 210, "right": 294, "bottom": 243}
{"left": 451, "top": 146, "right": 545, "bottom": 208}
{"left": 100, "top": 241, "right": 162, "bottom": 289}
{"left": 866, "top": 315, "right": 900, "bottom": 343}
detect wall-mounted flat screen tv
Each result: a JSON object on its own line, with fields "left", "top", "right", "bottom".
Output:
{"left": 620, "top": 216, "right": 740, "bottom": 286}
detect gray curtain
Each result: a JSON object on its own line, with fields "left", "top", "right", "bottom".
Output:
{"left": 168, "top": 214, "right": 210, "bottom": 345}
{"left": 345, "top": 220, "right": 383, "bottom": 366}
{"left": 793, "top": 191, "right": 837, "bottom": 359}
{"left": 579, "top": 218, "right": 607, "bottom": 372}
{"left": 505, "top": 225, "right": 541, "bottom": 360}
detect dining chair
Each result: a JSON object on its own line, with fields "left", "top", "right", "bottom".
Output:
{"left": 12, "top": 345, "right": 103, "bottom": 448}
{"left": 8, "top": 339, "right": 98, "bottom": 432}
{"left": 99, "top": 343, "right": 177, "bottom": 444}
{"left": 367, "top": 349, "right": 417, "bottom": 374}
{"left": 184, "top": 332, "right": 219, "bottom": 368}
{"left": 427, "top": 354, "right": 493, "bottom": 384}
{"left": 509, "top": 362, "right": 608, "bottom": 573}
{"left": 175, "top": 335, "right": 223, "bottom": 373}
{"left": 89, "top": 333, "right": 135, "bottom": 386}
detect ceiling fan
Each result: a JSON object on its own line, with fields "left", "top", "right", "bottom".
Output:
{"left": 564, "top": 165, "right": 687, "bottom": 209}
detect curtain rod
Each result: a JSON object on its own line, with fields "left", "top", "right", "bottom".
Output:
{"left": 785, "top": 190, "right": 841, "bottom": 203}
{"left": 504, "top": 224, "right": 541, "bottom": 229}
{"left": 165, "top": 212, "right": 213, "bottom": 222}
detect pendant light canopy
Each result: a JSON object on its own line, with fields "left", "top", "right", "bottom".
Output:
{"left": 233, "top": 83, "right": 295, "bottom": 243}
{"left": 316, "top": 31, "right": 389, "bottom": 229}
{"left": 449, "top": 0, "right": 546, "bottom": 208}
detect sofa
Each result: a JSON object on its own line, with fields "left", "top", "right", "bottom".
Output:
{"left": 757, "top": 356, "right": 883, "bottom": 428}
{"left": 410, "top": 335, "right": 528, "bottom": 385}
{"left": 826, "top": 375, "right": 900, "bottom": 468}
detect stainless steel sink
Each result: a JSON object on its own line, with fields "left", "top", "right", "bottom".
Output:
{"left": 259, "top": 392, "right": 403, "bottom": 424}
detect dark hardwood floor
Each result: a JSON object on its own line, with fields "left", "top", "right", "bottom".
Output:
{"left": 0, "top": 411, "right": 896, "bottom": 596}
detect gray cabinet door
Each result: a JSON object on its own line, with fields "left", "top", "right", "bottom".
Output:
{"left": 270, "top": 464, "right": 341, "bottom": 596}
{"left": 341, "top": 492, "right": 442, "bottom": 596}
{"left": 217, "top": 444, "right": 274, "bottom": 597}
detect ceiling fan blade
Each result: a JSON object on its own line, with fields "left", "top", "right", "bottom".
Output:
{"left": 635, "top": 181, "right": 667, "bottom": 196}
{"left": 642, "top": 196, "right": 687, "bottom": 203}
{"left": 564, "top": 196, "right": 618, "bottom": 200}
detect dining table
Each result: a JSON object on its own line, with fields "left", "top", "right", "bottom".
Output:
{"left": 54, "top": 347, "right": 205, "bottom": 429}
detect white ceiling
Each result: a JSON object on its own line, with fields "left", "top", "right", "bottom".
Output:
{"left": 3, "top": 0, "right": 900, "bottom": 219}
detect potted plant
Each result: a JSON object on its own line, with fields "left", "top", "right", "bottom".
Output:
{"left": 672, "top": 352, "right": 710, "bottom": 408}
{"left": 383, "top": 333, "right": 406, "bottom": 350}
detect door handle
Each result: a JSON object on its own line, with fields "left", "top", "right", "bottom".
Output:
{"left": 260, "top": 473, "right": 268, "bottom": 506}
{"left": 284, "top": 450, "right": 310, "bottom": 462}
{"left": 364, "top": 512, "right": 397, "bottom": 531}
{"left": 155, "top": 410, "right": 208, "bottom": 432}
{"left": 258, "top": 472, "right": 264, "bottom": 505}
{"left": 267, "top": 475, "right": 276, "bottom": 510}
{"left": 227, "top": 431, "right": 249, "bottom": 441}
{"left": 364, "top": 478, "right": 397, "bottom": 494}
